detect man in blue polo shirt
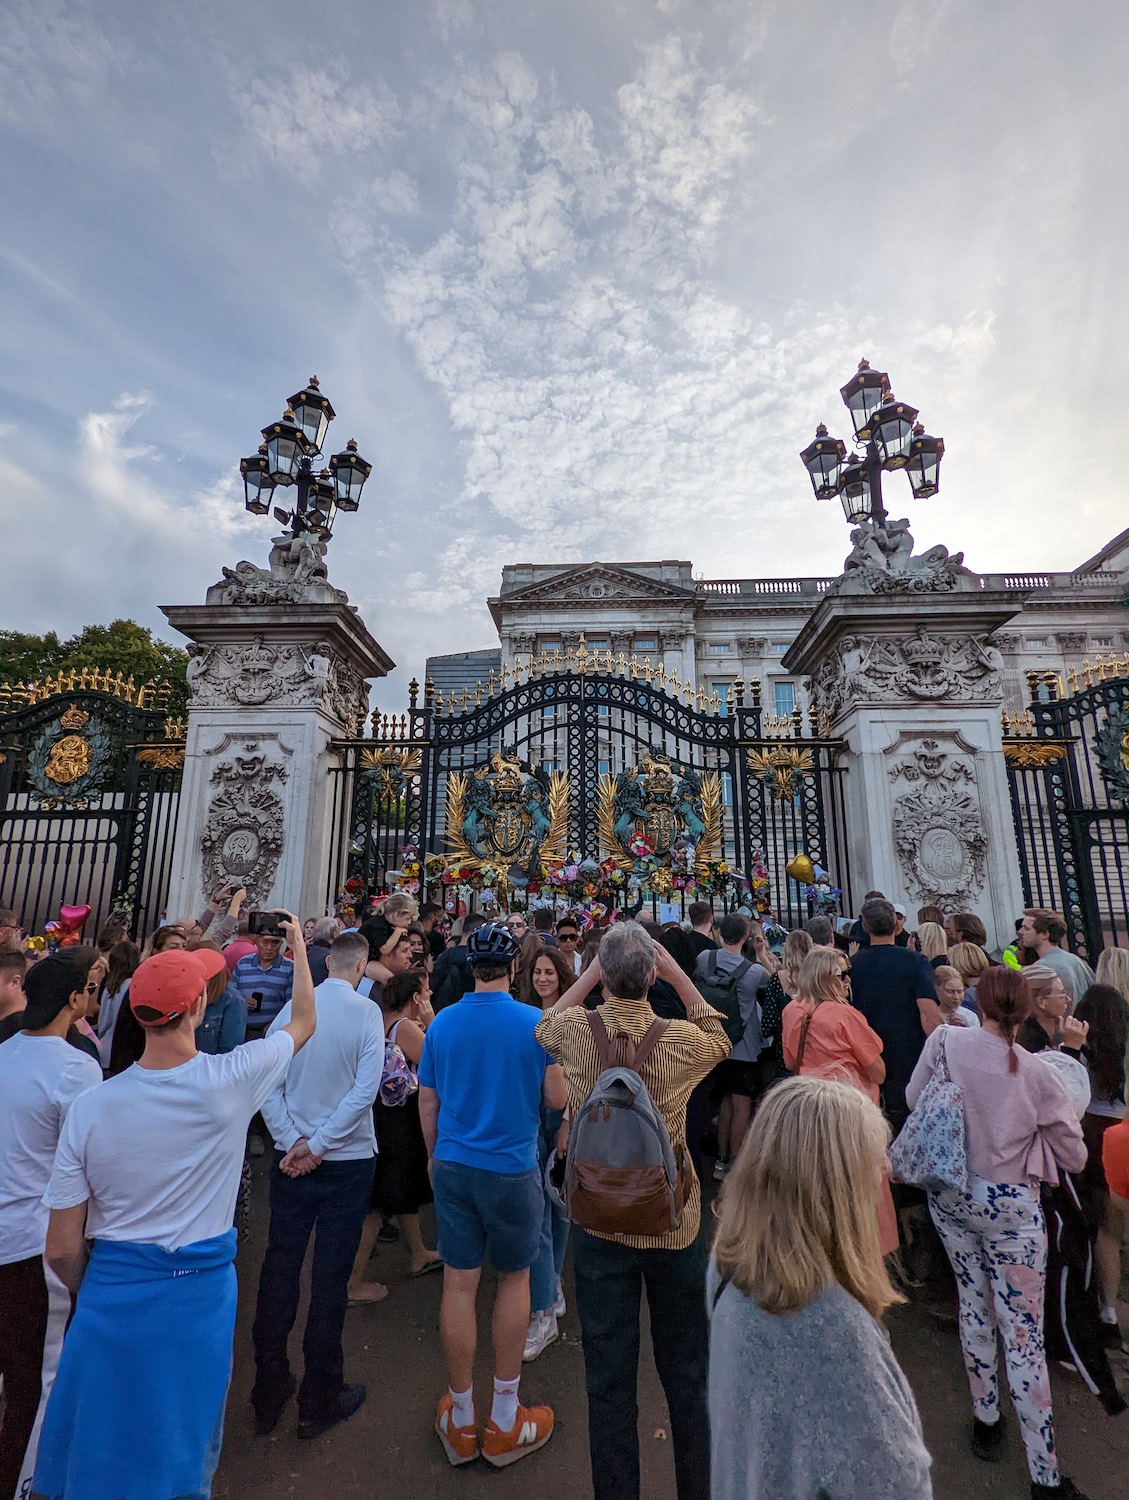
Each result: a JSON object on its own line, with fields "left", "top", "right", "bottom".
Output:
{"left": 231, "top": 928, "right": 294, "bottom": 1039}
{"left": 418, "top": 922, "right": 566, "bottom": 1471}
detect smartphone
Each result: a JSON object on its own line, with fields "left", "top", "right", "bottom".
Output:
{"left": 248, "top": 991, "right": 263, "bottom": 1013}
{"left": 247, "top": 911, "right": 284, "bottom": 937}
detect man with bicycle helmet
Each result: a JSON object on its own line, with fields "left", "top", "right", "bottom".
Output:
{"left": 418, "top": 921, "right": 567, "bottom": 1469}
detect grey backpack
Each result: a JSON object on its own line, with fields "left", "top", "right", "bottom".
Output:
{"left": 563, "top": 1011, "right": 688, "bottom": 1238}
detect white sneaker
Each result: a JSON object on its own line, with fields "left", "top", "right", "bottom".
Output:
{"left": 522, "top": 1310, "right": 559, "bottom": 1363}
{"left": 552, "top": 1287, "right": 566, "bottom": 1318}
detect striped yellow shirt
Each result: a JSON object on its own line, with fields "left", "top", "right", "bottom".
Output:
{"left": 535, "top": 996, "right": 730, "bottom": 1250}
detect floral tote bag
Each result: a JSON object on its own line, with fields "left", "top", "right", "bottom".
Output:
{"left": 888, "top": 1029, "right": 968, "bottom": 1193}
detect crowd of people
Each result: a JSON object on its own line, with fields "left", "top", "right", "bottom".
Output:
{"left": 0, "top": 888, "right": 1126, "bottom": 1499}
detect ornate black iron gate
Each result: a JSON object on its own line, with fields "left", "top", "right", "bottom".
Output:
{"left": 327, "top": 645, "right": 851, "bottom": 926}
{"left": 1005, "top": 656, "right": 1129, "bottom": 964}
{"left": 0, "top": 671, "right": 185, "bottom": 940}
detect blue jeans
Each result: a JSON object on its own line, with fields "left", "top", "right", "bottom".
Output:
{"left": 251, "top": 1155, "right": 374, "bottom": 1419}
{"left": 573, "top": 1227, "right": 710, "bottom": 1500}
{"left": 530, "top": 1107, "right": 569, "bottom": 1314}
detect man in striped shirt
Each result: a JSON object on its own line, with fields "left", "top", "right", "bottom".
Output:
{"left": 231, "top": 932, "right": 294, "bottom": 1039}
{"left": 535, "top": 923, "right": 728, "bottom": 1500}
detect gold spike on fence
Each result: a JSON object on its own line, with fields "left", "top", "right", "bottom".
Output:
{"left": 0, "top": 670, "right": 172, "bottom": 710}
{"left": 1064, "top": 651, "right": 1129, "bottom": 695}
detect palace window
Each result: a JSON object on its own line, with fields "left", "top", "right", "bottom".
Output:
{"left": 634, "top": 637, "right": 656, "bottom": 652}
{"left": 539, "top": 637, "right": 561, "bottom": 652}
{"left": 1025, "top": 637, "right": 1049, "bottom": 649}
{"left": 774, "top": 681, "right": 796, "bottom": 717}
{"left": 1092, "top": 636, "right": 1113, "bottom": 649}
{"left": 586, "top": 638, "right": 609, "bottom": 651}
{"left": 769, "top": 642, "right": 789, "bottom": 655}
{"left": 712, "top": 683, "right": 730, "bottom": 717}
{"left": 708, "top": 643, "right": 732, "bottom": 654}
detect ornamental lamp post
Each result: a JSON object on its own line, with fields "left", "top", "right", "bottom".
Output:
{"left": 799, "top": 358, "right": 944, "bottom": 528}
{"left": 239, "top": 375, "right": 372, "bottom": 542}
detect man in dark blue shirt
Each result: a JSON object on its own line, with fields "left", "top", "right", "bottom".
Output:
{"left": 848, "top": 897, "right": 940, "bottom": 1128}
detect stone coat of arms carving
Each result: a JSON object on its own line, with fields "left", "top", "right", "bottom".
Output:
{"left": 888, "top": 737, "right": 987, "bottom": 911}
{"left": 199, "top": 740, "right": 289, "bottom": 902}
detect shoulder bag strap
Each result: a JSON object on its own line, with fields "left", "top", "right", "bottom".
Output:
{"left": 935, "top": 1025, "right": 952, "bottom": 1082}
{"left": 794, "top": 1002, "right": 819, "bottom": 1072}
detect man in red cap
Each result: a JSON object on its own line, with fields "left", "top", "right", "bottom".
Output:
{"left": 30, "top": 912, "right": 316, "bottom": 1500}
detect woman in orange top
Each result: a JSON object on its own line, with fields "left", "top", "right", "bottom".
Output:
{"left": 783, "top": 948, "right": 897, "bottom": 1254}
{"left": 782, "top": 948, "right": 886, "bottom": 1103}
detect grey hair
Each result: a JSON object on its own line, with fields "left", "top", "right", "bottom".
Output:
{"left": 312, "top": 916, "right": 340, "bottom": 943}
{"left": 599, "top": 922, "right": 656, "bottom": 1001}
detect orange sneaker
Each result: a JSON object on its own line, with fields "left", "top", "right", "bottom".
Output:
{"left": 435, "top": 1393, "right": 479, "bottom": 1467}
{"left": 481, "top": 1403, "right": 555, "bottom": 1467}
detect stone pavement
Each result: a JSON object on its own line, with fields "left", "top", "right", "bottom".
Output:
{"left": 214, "top": 1163, "right": 1128, "bottom": 1500}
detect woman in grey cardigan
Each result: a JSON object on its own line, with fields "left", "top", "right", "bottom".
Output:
{"left": 708, "top": 1076, "right": 933, "bottom": 1500}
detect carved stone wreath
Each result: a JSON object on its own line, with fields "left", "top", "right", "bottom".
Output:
{"left": 888, "top": 738, "right": 987, "bottom": 909}
{"left": 199, "top": 740, "right": 289, "bottom": 903}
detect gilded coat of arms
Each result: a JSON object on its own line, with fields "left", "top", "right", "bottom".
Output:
{"left": 27, "top": 708, "right": 113, "bottom": 808}
{"left": 598, "top": 752, "right": 723, "bottom": 872}
{"left": 444, "top": 751, "right": 570, "bottom": 877}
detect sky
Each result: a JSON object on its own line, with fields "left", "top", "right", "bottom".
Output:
{"left": 2, "top": 0, "right": 1126, "bottom": 702}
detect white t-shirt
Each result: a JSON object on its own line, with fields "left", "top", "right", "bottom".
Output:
{"left": 0, "top": 1034, "right": 102, "bottom": 1265}
{"left": 45, "top": 1032, "right": 294, "bottom": 1253}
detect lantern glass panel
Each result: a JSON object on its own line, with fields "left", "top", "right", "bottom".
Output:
{"left": 872, "top": 402, "right": 918, "bottom": 468}
{"left": 907, "top": 435, "right": 943, "bottom": 498}
{"left": 240, "top": 456, "right": 274, "bottom": 515}
{"left": 838, "top": 463, "right": 871, "bottom": 523}
{"left": 291, "top": 393, "right": 332, "bottom": 451}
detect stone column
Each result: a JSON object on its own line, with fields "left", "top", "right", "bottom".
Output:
{"left": 784, "top": 577, "right": 1026, "bottom": 951}
{"left": 162, "top": 535, "right": 393, "bottom": 921}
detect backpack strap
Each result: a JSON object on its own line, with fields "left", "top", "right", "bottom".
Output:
{"left": 586, "top": 1009, "right": 621, "bottom": 1072}
{"left": 586, "top": 1010, "right": 669, "bottom": 1075}
{"left": 627, "top": 1018, "right": 669, "bottom": 1075}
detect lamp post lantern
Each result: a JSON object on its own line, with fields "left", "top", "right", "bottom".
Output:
{"left": 238, "top": 376, "right": 372, "bottom": 541}
{"left": 800, "top": 359, "right": 943, "bottom": 528}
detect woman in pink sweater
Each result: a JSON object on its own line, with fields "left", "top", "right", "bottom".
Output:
{"left": 905, "top": 967, "right": 1088, "bottom": 1500}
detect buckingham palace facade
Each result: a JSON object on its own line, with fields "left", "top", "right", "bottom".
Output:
{"left": 427, "top": 527, "right": 1129, "bottom": 720}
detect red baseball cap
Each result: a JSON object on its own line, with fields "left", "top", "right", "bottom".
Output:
{"left": 130, "top": 948, "right": 227, "bottom": 1027}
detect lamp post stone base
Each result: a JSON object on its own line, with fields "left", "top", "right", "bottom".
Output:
{"left": 161, "top": 540, "right": 392, "bottom": 924}
{"left": 784, "top": 587, "right": 1027, "bottom": 951}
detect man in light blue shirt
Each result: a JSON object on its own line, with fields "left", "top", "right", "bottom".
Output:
{"left": 251, "top": 932, "right": 383, "bottom": 1440}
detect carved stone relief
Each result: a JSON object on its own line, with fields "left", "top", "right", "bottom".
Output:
{"left": 1055, "top": 632, "right": 1087, "bottom": 652}
{"left": 737, "top": 636, "right": 767, "bottom": 658}
{"left": 609, "top": 631, "right": 633, "bottom": 655}
{"left": 199, "top": 738, "right": 292, "bottom": 902}
{"left": 809, "top": 628, "right": 1004, "bottom": 719}
{"left": 833, "top": 517, "right": 977, "bottom": 596}
{"left": 206, "top": 534, "right": 350, "bottom": 607}
{"left": 887, "top": 736, "right": 987, "bottom": 911}
{"left": 186, "top": 634, "right": 368, "bottom": 725}
{"left": 510, "top": 633, "right": 536, "bottom": 656}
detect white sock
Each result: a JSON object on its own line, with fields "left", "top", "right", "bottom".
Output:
{"left": 449, "top": 1385, "right": 474, "bottom": 1428}
{"left": 490, "top": 1374, "right": 520, "bottom": 1431}
{"left": 1100, "top": 1304, "right": 1118, "bottom": 1324}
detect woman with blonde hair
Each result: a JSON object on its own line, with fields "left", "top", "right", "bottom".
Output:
{"left": 916, "top": 921, "right": 949, "bottom": 965}
{"left": 947, "top": 940, "right": 991, "bottom": 1011}
{"left": 709, "top": 1076, "right": 932, "bottom": 1500}
{"left": 782, "top": 947, "right": 897, "bottom": 1255}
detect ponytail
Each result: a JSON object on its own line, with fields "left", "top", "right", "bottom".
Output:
{"left": 977, "top": 968, "right": 1032, "bottom": 1073}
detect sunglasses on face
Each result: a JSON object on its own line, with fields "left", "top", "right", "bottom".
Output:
{"left": 557, "top": 932, "right": 579, "bottom": 942}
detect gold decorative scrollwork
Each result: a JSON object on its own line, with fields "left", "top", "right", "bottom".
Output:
{"left": 443, "top": 760, "right": 570, "bottom": 873}
{"left": 1002, "top": 742, "right": 1068, "bottom": 769}
{"left": 360, "top": 746, "right": 423, "bottom": 800}
{"left": 44, "top": 734, "right": 92, "bottom": 786}
{"left": 136, "top": 745, "right": 187, "bottom": 771}
{"left": 746, "top": 746, "right": 815, "bottom": 802}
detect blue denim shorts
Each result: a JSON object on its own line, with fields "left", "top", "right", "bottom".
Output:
{"left": 432, "top": 1159, "right": 543, "bottom": 1273}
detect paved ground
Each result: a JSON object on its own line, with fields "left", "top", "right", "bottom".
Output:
{"left": 214, "top": 1161, "right": 1128, "bottom": 1500}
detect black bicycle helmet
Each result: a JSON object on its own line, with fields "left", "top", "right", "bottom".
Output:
{"left": 466, "top": 921, "right": 522, "bottom": 965}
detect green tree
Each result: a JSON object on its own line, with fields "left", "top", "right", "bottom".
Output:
{"left": 0, "top": 620, "right": 189, "bottom": 713}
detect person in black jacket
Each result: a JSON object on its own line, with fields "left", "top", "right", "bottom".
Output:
{"left": 430, "top": 913, "right": 486, "bottom": 1011}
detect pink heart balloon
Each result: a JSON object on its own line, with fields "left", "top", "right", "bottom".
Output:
{"left": 59, "top": 905, "right": 92, "bottom": 931}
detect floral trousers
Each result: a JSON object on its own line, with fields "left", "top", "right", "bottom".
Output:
{"left": 929, "top": 1180, "right": 1058, "bottom": 1486}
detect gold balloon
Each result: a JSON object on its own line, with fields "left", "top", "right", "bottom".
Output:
{"left": 785, "top": 853, "right": 815, "bottom": 884}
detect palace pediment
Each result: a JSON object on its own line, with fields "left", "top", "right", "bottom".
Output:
{"left": 494, "top": 563, "right": 697, "bottom": 613}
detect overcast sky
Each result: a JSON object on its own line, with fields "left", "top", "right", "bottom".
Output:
{"left": 2, "top": 0, "right": 1126, "bottom": 699}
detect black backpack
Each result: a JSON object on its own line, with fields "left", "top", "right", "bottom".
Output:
{"left": 694, "top": 952, "right": 753, "bottom": 1045}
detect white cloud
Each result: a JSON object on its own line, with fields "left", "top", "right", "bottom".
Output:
{"left": 0, "top": 0, "right": 118, "bottom": 129}
{"left": 233, "top": 61, "right": 401, "bottom": 185}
